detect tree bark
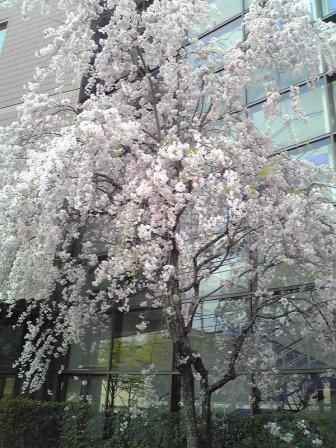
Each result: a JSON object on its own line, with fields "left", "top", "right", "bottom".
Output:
{"left": 168, "top": 240, "right": 205, "bottom": 448}
{"left": 179, "top": 363, "right": 201, "bottom": 448}
{"left": 200, "top": 389, "right": 212, "bottom": 448}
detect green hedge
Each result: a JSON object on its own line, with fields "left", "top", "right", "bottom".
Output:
{"left": 0, "top": 397, "right": 92, "bottom": 448}
{"left": 101, "top": 410, "right": 184, "bottom": 448}
{"left": 1, "top": 397, "right": 336, "bottom": 448}
{"left": 213, "top": 413, "right": 336, "bottom": 448}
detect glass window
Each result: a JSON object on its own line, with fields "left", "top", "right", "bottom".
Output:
{"left": 0, "top": 22, "right": 7, "bottom": 53}
{"left": 68, "top": 319, "right": 111, "bottom": 371}
{"left": 64, "top": 373, "right": 170, "bottom": 414}
{"left": 182, "top": 254, "right": 249, "bottom": 301}
{"left": 105, "top": 374, "right": 171, "bottom": 411}
{"left": 193, "top": 299, "right": 221, "bottom": 333}
{"left": 210, "top": 376, "right": 251, "bottom": 413}
{"left": 194, "top": 375, "right": 252, "bottom": 413}
{"left": 190, "top": 17, "right": 243, "bottom": 69}
{"left": 201, "top": 17, "right": 243, "bottom": 53}
{"left": 261, "top": 262, "right": 316, "bottom": 289}
{"left": 0, "top": 324, "right": 22, "bottom": 368}
{"left": 317, "top": 0, "right": 336, "bottom": 16}
{"left": 203, "top": 0, "right": 243, "bottom": 30}
{"left": 290, "top": 137, "right": 336, "bottom": 199}
{"left": 247, "top": 68, "right": 310, "bottom": 104}
{"left": 190, "top": 300, "right": 222, "bottom": 371}
{"left": 290, "top": 137, "right": 335, "bottom": 167}
{"left": 190, "top": 297, "right": 253, "bottom": 371}
{"left": 65, "top": 376, "right": 108, "bottom": 412}
{"left": 0, "top": 376, "right": 15, "bottom": 398}
{"left": 249, "top": 80, "right": 332, "bottom": 150}
{"left": 111, "top": 309, "right": 173, "bottom": 373}
{"left": 276, "top": 373, "right": 336, "bottom": 412}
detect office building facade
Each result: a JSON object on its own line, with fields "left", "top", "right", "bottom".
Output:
{"left": 1, "top": 0, "right": 336, "bottom": 417}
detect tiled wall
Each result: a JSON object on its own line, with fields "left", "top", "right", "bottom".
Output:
{"left": 0, "top": 0, "right": 80, "bottom": 126}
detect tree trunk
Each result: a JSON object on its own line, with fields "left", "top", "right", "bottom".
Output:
{"left": 200, "top": 390, "right": 212, "bottom": 448}
{"left": 179, "top": 363, "right": 201, "bottom": 448}
{"left": 252, "top": 385, "right": 261, "bottom": 415}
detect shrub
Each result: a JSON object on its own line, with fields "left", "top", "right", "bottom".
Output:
{"left": 213, "top": 412, "right": 336, "bottom": 448}
{"left": 101, "top": 410, "right": 184, "bottom": 448}
{"left": 1, "top": 397, "right": 336, "bottom": 448}
{"left": 0, "top": 397, "right": 92, "bottom": 448}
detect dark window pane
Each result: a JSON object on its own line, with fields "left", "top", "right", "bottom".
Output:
{"left": 0, "top": 376, "right": 15, "bottom": 398}
{"left": 68, "top": 320, "right": 111, "bottom": 371}
{"left": 276, "top": 373, "right": 336, "bottom": 413}
{"left": 0, "top": 324, "right": 22, "bottom": 368}
{"left": 106, "top": 374, "right": 171, "bottom": 411}
{"left": 111, "top": 309, "right": 172, "bottom": 372}
{"left": 65, "top": 376, "right": 107, "bottom": 411}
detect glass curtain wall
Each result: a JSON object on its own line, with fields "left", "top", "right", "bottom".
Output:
{"left": 63, "top": 309, "right": 173, "bottom": 415}
{"left": 0, "top": 323, "right": 22, "bottom": 398}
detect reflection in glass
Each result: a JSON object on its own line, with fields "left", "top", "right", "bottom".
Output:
{"left": 106, "top": 374, "right": 170, "bottom": 411}
{"left": 0, "top": 325, "right": 22, "bottom": 368}
{"left": 290, "top": 137, "right": 334, "bottom": 167}
{"left": 201, "top": 17, "right": 243, "bottom": 54}
{"left": 247, "top": 67, "right": 308, "bottom": 104}
{"left": 261, "top": 262, "right": 316, "bottom": 289}
{"left": 249, "top": 80, "right": 331, "bottom": 150}
{"left": 68, "top": 322, "right": 111, "bottom": 371}
{"left": 112, "top": 309, "right": 172, "bottom": 372}
{"left": 277, "top": 338, "right": 333, "bottom": 370}
{"left": 65, "top": 378, "right": 83, "bottom": 403}
{"left": 203, "top": 0, "right": 243, "bottom": 31}
{"left": 212, "top": 376, "right": 251, "bottom": 413}
{"left": 319, "top": 0, "right": 336, "bottom": 16}
{"left": 0, "top": 24, "right": 6, "bottom": 53}
{"left": 65, "top": 376, "right": 107, "bottom": 412}
{"left": 275, "top": 374, "right": 336, "bottom": 413}
{"left": 195, "top": 375, "right": 251, "bottom": 413}
{"left": 65, "top": 377, "right": 107, "bottom": 440}
{"left": 183, "top": 255, "right": 249, "bottom": 301}
{"left": 200, "top": 256, "right": 249, "bottom": 299}
{"left": 0, "top": 376, "right": 15, "bottom": 397}
{"left": 190, "top": 298, "right": 250, "bottom": 371}
{"left": 190, "top": 18, "right": 243, "bottom": 69}
{"left": 190, "top": 300, "right": 222, "bottom": 371}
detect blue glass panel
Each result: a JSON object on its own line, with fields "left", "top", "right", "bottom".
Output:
{"left": 320, "top": 0, "right": 336, "bottom": 16}
{"left": 189, "top": 17, "right": 243, "bottom": 69}
{"left": 206, "top": 0, "right": 243, "bottom": 26}
{"left": 0, "top": 28, "right": 6, "bottom": 53}
{"left": 249, "top": 79, "right": 331, "bottom": 150}
{"left": 201, "top": 17, "right": 243, "bottom": 50}
{"left": 290, "top": 138, "right": 335, "bottom": 167}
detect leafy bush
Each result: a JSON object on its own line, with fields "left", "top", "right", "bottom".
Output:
{"left": 1, "top": 397, "right": 336, "bottom": 448}
{"left": 0, "top": 397, "right": 92, "bottom": 448}
{"left": 213, "top": 412, "right": 336, "bottom": 448}
{"left": 101, "top": 410, "right": 184, "bottom": 448}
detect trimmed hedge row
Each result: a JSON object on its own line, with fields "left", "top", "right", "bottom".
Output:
{"left": 214, "top": 413, "right": 336, "bottom": 448}
{"left": 0, "top": 397, "right": 92, "bottom": 448}
{"left": 1, "top": 397, "right": 336, "bottom": 447}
